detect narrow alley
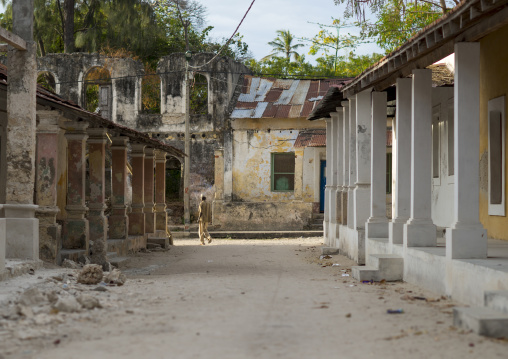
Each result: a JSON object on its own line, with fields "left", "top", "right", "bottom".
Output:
{"left": 1, "top": 237, "right": 507, "bottom": 358}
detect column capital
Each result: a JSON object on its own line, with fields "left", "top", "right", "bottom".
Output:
{"left": 87, "top": 127, "right": 109, "bottom": 143}
{"left": 36, "top": 110, "right": 62, "bottom": 133}
{"left": 131, "top": 143, "right": 146, "bottom": 156}
{"left": 63, "top": 120, "right": 89, "bottom": 140}
{"left": 155, "top": 150, "right": 167, "bottom": 162}
{"left": 145, "top": 147, "right": 155, "bottom": 158}
{"left": 111, "top": 136, "right": 129, "bottom": 148}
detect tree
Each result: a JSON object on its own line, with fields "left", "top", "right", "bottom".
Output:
{"left": 263, "top": 30, "right": 304, "bottom": 61}
{"left": 359, "top": 0, "right": 442, "bottom": 53}
{"left": 303, "top": 19, "right": 364, "bottom": 74}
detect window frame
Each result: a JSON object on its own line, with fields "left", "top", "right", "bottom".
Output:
{"left": 271, "top": 152, "right": 296, "bottom": 192}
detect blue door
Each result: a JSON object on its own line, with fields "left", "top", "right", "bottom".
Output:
{"left": 320, "top": 160, "right": 326, "bottom": 212}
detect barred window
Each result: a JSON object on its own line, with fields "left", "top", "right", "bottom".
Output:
{"left": 271, "top": 153, "right": 295, "bottom": 192}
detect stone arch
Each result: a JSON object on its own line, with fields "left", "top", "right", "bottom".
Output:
{"left": 37, "top": 71, "right": 59, "bottom": 93}
{"left": 83, "top": 66, "right": 112, "bottom": 119}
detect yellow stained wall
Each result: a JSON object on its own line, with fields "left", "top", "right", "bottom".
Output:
{"left": 479, "top": 23, "right": 508, "bottom": 240}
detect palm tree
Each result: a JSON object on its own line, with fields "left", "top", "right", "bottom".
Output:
{"left": 263, "top": 30, "right": 304, "bottom": 61}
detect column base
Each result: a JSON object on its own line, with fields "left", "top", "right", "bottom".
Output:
{"left": 403, "top": 219, "right": 436, "bottom": 247}
{"left": 109, "top": 215, "right": 129, "bottom": 239}
{"left": 366, "top": 218, "right": 388, "bottom": 239}
{"left": 63, "top": 218, "right": 89, "bottom": 250}
{"left": 389, "top": 217, "right": 408, "bottom": 245}
{"left": 36, "top": 206, "right": 61, "bottom": 264}
{"left": 128, "top": 212, "right": 145, "bottom": 236}
{"left": 353, "top": 185, "right": 370, "bottom": 230}
{"left": 446, "top": 225, "right": 487, "bottom": 259}
{"left": 89, "top": 213, "right": 108, "bottom": 265}
{"left": 4, "top": 204, "right": 39, "bottom": 260}
{"left": 155, "top": 211, "right": 167, "bottom": 232}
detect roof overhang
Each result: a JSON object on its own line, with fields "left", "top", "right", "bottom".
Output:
{"left": 341, "top": 0, "right": 508, "bottom": 98}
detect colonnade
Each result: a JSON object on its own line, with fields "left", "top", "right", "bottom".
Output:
{"left": 324, "top": 42, "right": 487, "bottom": 263}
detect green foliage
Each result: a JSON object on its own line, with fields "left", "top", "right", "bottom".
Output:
{"left": 359, "top": 0, "right": 443, "bottom": 53}
{"left": 190, "top": 73, "right": 208, "bottom": 115}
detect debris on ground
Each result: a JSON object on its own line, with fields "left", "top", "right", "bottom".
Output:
{"left": 77, "top": 265, "right": 104, "bottom": 285}
{"left": 61, "top": 259, "right": 80, "bottom": 269}
{"left": 387, "top": 309, "right": 404, "bottom": 314}
{"left": 103, "top": 269, "right": 126, "bottom": 286}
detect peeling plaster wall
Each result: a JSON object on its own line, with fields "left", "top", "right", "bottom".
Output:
{"left": 214, "top": 117, "right": 325, "bottom": 230}
{"left": 479, "top": 23, "right": 508, "bottom": 240}
{"left": 0, "top": 88, "right": 7, "bottom": 204}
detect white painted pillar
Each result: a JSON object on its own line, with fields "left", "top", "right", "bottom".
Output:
{"left": 341, "top": 101, "right": 350, "bottom": 227}
{"left": 366, "top": 91, "right": 388, "bottom": 238}
{"left": 354, "top": 89, "right": 372, "bottom": 230}
{"left": 324, "top": 118, "right": 332, "bottom": 240}
{"left": 446, "top": 42, "right": 487, "bottom": 259}
{"left": 329, "top": 113, "right": 339, "bottom": 243}
{"left": 404, "top": 69, "right": 436, "bottom": 247}
{"left": 347, "top": 97, "right": 357, "bottom": 229}
{"left": 336, "top": 107, "right": 344, "bottom": 225}
{"left": 389, "top": 78, "right": 412, "bottom": 245}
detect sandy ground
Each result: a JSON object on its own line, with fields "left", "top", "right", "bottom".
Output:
{"left": 1, "top": 237, "right": 507, "bottom": 359}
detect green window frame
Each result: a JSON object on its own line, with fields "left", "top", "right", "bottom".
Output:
{"left": 271, "top": 152, "right": 295, "bottom": 192}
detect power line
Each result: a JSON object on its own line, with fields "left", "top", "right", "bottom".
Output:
{"left": 188, "top": 0, "right": 256, "bottom": 70}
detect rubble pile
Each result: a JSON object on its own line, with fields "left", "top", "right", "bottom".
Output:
{"left": 0, "top": 263, "right": 128, "bottom": 347}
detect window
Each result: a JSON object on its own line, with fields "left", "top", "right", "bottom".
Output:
{"left": 271, "top": 153, "right": 295, "bottom": 192}
{"left": 432, "top": 105, "right": 441, "bottom": 183}
{"left": 488, "top": 96, "right": 506, "bottom": 216}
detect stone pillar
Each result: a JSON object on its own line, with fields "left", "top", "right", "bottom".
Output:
{"left": 35, "top": 110, "right": 62, "bottom": 263}
{"left": 390, "top": 78, "right": 412, "bottom": 245}
{"left": 155, "top": 150, "right": 168, "bottom": 232}
{"left": 144, "top": 148, "right": 156, "bottom": 234}
{"left": 446, "top": 42, "right": 487, "bottom": 259}
{"left": 404, "top": 69, "right": 436, "bottom": 247}
{"left": 354, "top": 89, "right": 371, "bottom": 231}
{"left": 87, "top": 127, "right": 108, "bottom": 265}
{"left": 366, "top": 91, "right": 389, "bottom": 238}
{"left": 4, "top": 0, "right": 39, "bottom": 260}
{"left": 347, "top": 97, "right": 357, "bottom": 229}
{"left": 341, "top": 101, "right": 350, "bottom": 226}
{"left": 328, "top": 113, "right": 339, "bottom": 242}
{"left": 109, "top": 136, "right": 129, "bottom": 239}
{"left": 62, "top": 121, "right": 89, "bottom": 250}
{"left": 213, "top": 148, "right": 224, "bottom": 226}
{"left": 129, "top": 144, "right": 146, "bottom": 236}
{"left": 324, "top": 118, "right": 332, "bottom": 241}
{"left": 336, "top": 108, "right": 344, "bottom": 225}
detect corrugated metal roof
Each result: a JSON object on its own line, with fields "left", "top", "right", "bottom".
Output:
{"left": 294, "top": 129, "right": 326, "bottom": 148}
{"left": 232, "top": 75, "right": 350, "bottom": 119}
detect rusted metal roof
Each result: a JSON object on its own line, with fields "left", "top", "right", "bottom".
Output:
{"left": 231, "top": 75, "right": 351, "bottom": 119}
{"left": 294, "top": 129, "right": 326, "bottom": 148}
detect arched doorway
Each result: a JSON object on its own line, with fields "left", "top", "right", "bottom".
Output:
{"left": 166, "top": 156, "right": 183, "bottom": 224}
{"left": 84, "top": 67, "right": 112, "bottom": 120}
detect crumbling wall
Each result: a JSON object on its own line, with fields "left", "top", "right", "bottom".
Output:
{"left": 37, "top": 54, "right": 143, "bottom": 127}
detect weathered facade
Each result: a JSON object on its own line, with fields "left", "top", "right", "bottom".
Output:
{"left": 313, "top": 0, "right": 508, "bottom": 337}
{"left": 213, "top": 76, "right": 348, "bottom": 231}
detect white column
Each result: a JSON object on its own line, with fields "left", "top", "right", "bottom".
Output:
{"left": 342, "top": 101, "right": 350, "bottom": 227}
{"left": 336, "top": 107, "right": 344, "bottom": 225}
{"left": 329, "top": 113, "right": 339, "bottom": 243}
{"left": 347, "top": 97, "right": 357, "bottom": 229}
{"left": 404, "top": 69, "right": 436, "bottom": 247}
{"left": 354, "top": 89, "right": 372, "bottom": 230}
{"left": 389, "top": 78, "right": 412, "bottom": 245}
{"left": 324, "top": 118, "right": 332, "bottom": 240}
{"left": 446, "top": 42, "right": 487, "bottom": 259}
{"left": 366, "top": 91, "right": 388, "bottom": 238}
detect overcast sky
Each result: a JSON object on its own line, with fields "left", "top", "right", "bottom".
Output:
{"left": 203, "top": 0, "right": 383, "bottom": 62}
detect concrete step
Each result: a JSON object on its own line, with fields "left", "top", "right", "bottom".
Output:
{"left": 453, "top": 307, "right": 508, "bottom": 338}
{"left": 485, "top": 291, "right": 508, "bottom": 314}
{"left": 351, "top": 254, "right": 403, "bottom": 282}
{"left": 107, "top": 251, "right": 118, "bottom": 259}
{"left": 60, "top": 249, "right": 87, "bottom": 264}
{"left": 147, "top": 236, "right": 170, "bottom": 249}
{"left": 309, "top": 223, "right": 324, "bottom": 230}
{"left": 312, "top": 213, "right": 325, "bottom": 220}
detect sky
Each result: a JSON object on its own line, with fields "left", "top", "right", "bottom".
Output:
{"left": 0, "top": 0, "right": 384, "bottom": 62}
{"left": 203, "top": 0, "right": 384, "bottom": 62}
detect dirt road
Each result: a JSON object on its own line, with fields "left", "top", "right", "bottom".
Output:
{"left": 1, "top": 237, "right": 507, "bottom": 358}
